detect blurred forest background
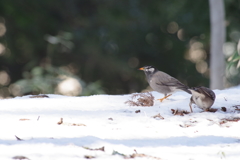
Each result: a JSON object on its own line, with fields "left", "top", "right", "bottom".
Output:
{"left": 0, "top": 0, "right": 240, "bottom": 98}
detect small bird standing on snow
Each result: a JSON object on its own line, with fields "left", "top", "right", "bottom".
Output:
{"left": 189, "top": 86, "right": 216, "bottom": 112}
{"left": 139, "top": 65, "right": 191, "bottom": 102}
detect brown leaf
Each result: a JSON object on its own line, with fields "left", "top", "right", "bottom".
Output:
{"left": 208, "top": 108, "right": 218, "bottom": 112}
{"left": 83, "top": 146, "right": 105, "bottom": 152}
{"left": 30, "top": 94, "right": 49, "bottom": 98}
{"left": 135, "top": 110, "right": 141, "bottom": 113}
{"left": 152, "top": 113, "right": 164, "bottom": 119}
{"left": 58, "top": 118, "right": 86, "bottom": 126}
{"left": 222, "top": 118, "right": 240, "bottom": 122}
{"left": 57, "top": 118, "right": 63, "bottom": 125}
{"left": 19, "top": 119, "right": 30, "bottom": 121}
{"left": 125, "top": 92, "right": 154, "bottom": 107}
{"left": 171, "top": 109, "right": 189, "bottom": 116}
{"left": 71, "top": 123, "right": 86, "bottom": 126}
{"left": 233, "top": 105, "right": 240, "bottom": 111}
{"left": 221, "top": 107, "right": 227, "bottom": 112}
{"left": 219, "top": 120, "right": 227, "bottom": 125}
{"left": 219, "top": 117, "right": 240, "bottom": 127}
{"left": 12, "top": 156, "right": 30, "bottom": 160}
{"left": 84, "top": 155, "right": 95, "bottom": 159}
{"left": 129, "top": 149, "right": 162, "bottom": 160}
{"left": 179, "top": 124, "right": 192, "bottom": 128}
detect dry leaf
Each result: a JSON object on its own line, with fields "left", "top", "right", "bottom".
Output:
{"left": 219, "top": 117, "right": 240, "bottom": 127}
{"left": 12, "top": 156, "right": 30, "bottom": 160}
{"left": 152, "top": 113, "right": 164, "bottom": 119}
{"left": 83, "top": 146, "right": 105, "bottom": 152}
{"left": 208, "top": 108, "right": 218, "bottom": 112}
{"left": 57, "top": 118, "right": 63, "bottom": 125}
{"left": 15, "top": 135, "right": 23, "bottom": 141}
{"left": 84, "top": 155, "right": 95, "bottom": 159}
{"left": 71, "top": 123, "right": 86, "bottom": 126}
{"left": 125, "top": 92, "right": 154, "bottom": 107}
{"left": 233, "top": 105, "right": 240, "bottom": 111}
{"left": 171, "top": 109, "right": 190, "bottom": 116}
{"left": 221, "top": 107, "right": 227, "bottom": 112}
{"left": 19, "top": 119, "right": 30, "bottom": 121}
{"left": 112, "top": 149, "right": 161, "bottom": 160}
{"left": 129, "top": 149, "right": 162, "bottom": 160}
{"left": 30, "top": 94, "right": 49, "bottom": 98}
{"left": 129, "top": 153, "right": 161, "bottom": 160}
{"left": 57, "top": 118, "right": 86, "bottom": 126}
{"left": 179, "top": 124, "right": 192, "bottom": 128}
{"left": 135, "top": 110, "right": 141, "bottom": 113}
{"left": 222, "top": 118, "right": 240, "bottom": 122}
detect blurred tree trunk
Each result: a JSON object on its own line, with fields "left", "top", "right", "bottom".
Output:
{"left": 209, "top": 0, "right": 226, "bottom": 89}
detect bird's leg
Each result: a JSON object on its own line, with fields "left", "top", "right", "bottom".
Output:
{"left": 157, "top": 94, "right": 172, "bottom": 102}
{"left": 189, "top": 102, "right": 193, "bottom": 113}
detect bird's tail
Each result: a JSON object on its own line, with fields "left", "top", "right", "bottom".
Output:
{"left": 178, "top": 84, "right": 191, "bottom": 94}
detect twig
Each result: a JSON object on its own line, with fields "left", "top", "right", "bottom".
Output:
{"left": 15, "top": 135, "right": 23, "bottom": 141}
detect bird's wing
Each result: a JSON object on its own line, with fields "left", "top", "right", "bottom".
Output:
{"left": 153, "top": 71, "right": 188, "bottom": 87}
{"left": 198, "top": 87, "right": 216, "bottom": 100}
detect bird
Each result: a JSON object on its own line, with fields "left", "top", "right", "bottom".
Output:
{"left": 139, "top": 65, "right": 191, "bottom": 102}
{"left": 189, "top": 86, "right": 216, "bottom": 112}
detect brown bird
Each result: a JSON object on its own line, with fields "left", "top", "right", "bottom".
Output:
{"left": 139, "top": 65, "right": 191, "bottom": 102}
{"left": 189, "top": 86, "right": 216, "bottom": 112}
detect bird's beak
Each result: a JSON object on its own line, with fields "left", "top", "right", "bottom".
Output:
{"left": 139, "top": 67, "right": 144, "bottom": 70}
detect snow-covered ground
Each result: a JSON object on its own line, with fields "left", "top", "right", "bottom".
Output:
{"left": 1, "top": 86, "right": 240, "bottom": 160}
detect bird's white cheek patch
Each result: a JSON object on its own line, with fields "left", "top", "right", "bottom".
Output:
{"left": 149, "top": 68, "right": 154, "bottom": 72}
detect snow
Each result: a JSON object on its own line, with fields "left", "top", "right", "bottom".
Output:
{"left": 1, "top": 87, "right": 240, "bottom": 160}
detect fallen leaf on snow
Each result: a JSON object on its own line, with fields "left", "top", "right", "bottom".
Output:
{"left": 220, "top": 117, "right": 240, "bottom": 123}
{"left": 221, "top": 107, "right": 227, "bottom": 112}
{"left": 15, "top": 135, "right": 23, "bottom": 141}
{"left": 171, "top": 109, "right": 190, "bottom": 116}
{"left": 112, "top": 149, "right": 162, "bottom": 160}
{"left": 30, "top": 94, "right": 49, "bottom": 98}
{"left": 129, "top": 153, "right": 162, "bottom": 160}
{"left": 84, "top": 155, "right": 95, "bottom": 159}
{"left": 83, "top": 146, "right": 105, "bottom": 152}
{"left": 135, "top": 110, "right": 141, "bottom": 113}
{"left": 125, "top": 92, "right": 154, "bottom": 107}
{"left": 152, "top": 113, "right": 164, "bottom": 120}
{"left": 233, "top": 105, "right": 240, "bottom": 112}
{"left": 12, "top": 156, "right": 30, "bottom": 160}
{"left": 57, "top": 118, "right": 63, "bottom": 125}
{"left": 19, "top": 119, "right": 30, "bottom": 121}
{"left": 208, "top": 108, "right": 218, "bottom": 112}
{"left": 57, "top": 118, "right": 86, "bottom": 126}
{"left": 70, "top": 123, "right": 86, "bottom": 126}
{"left": 179, "top": 124, "right": 192, "bottom": 128}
